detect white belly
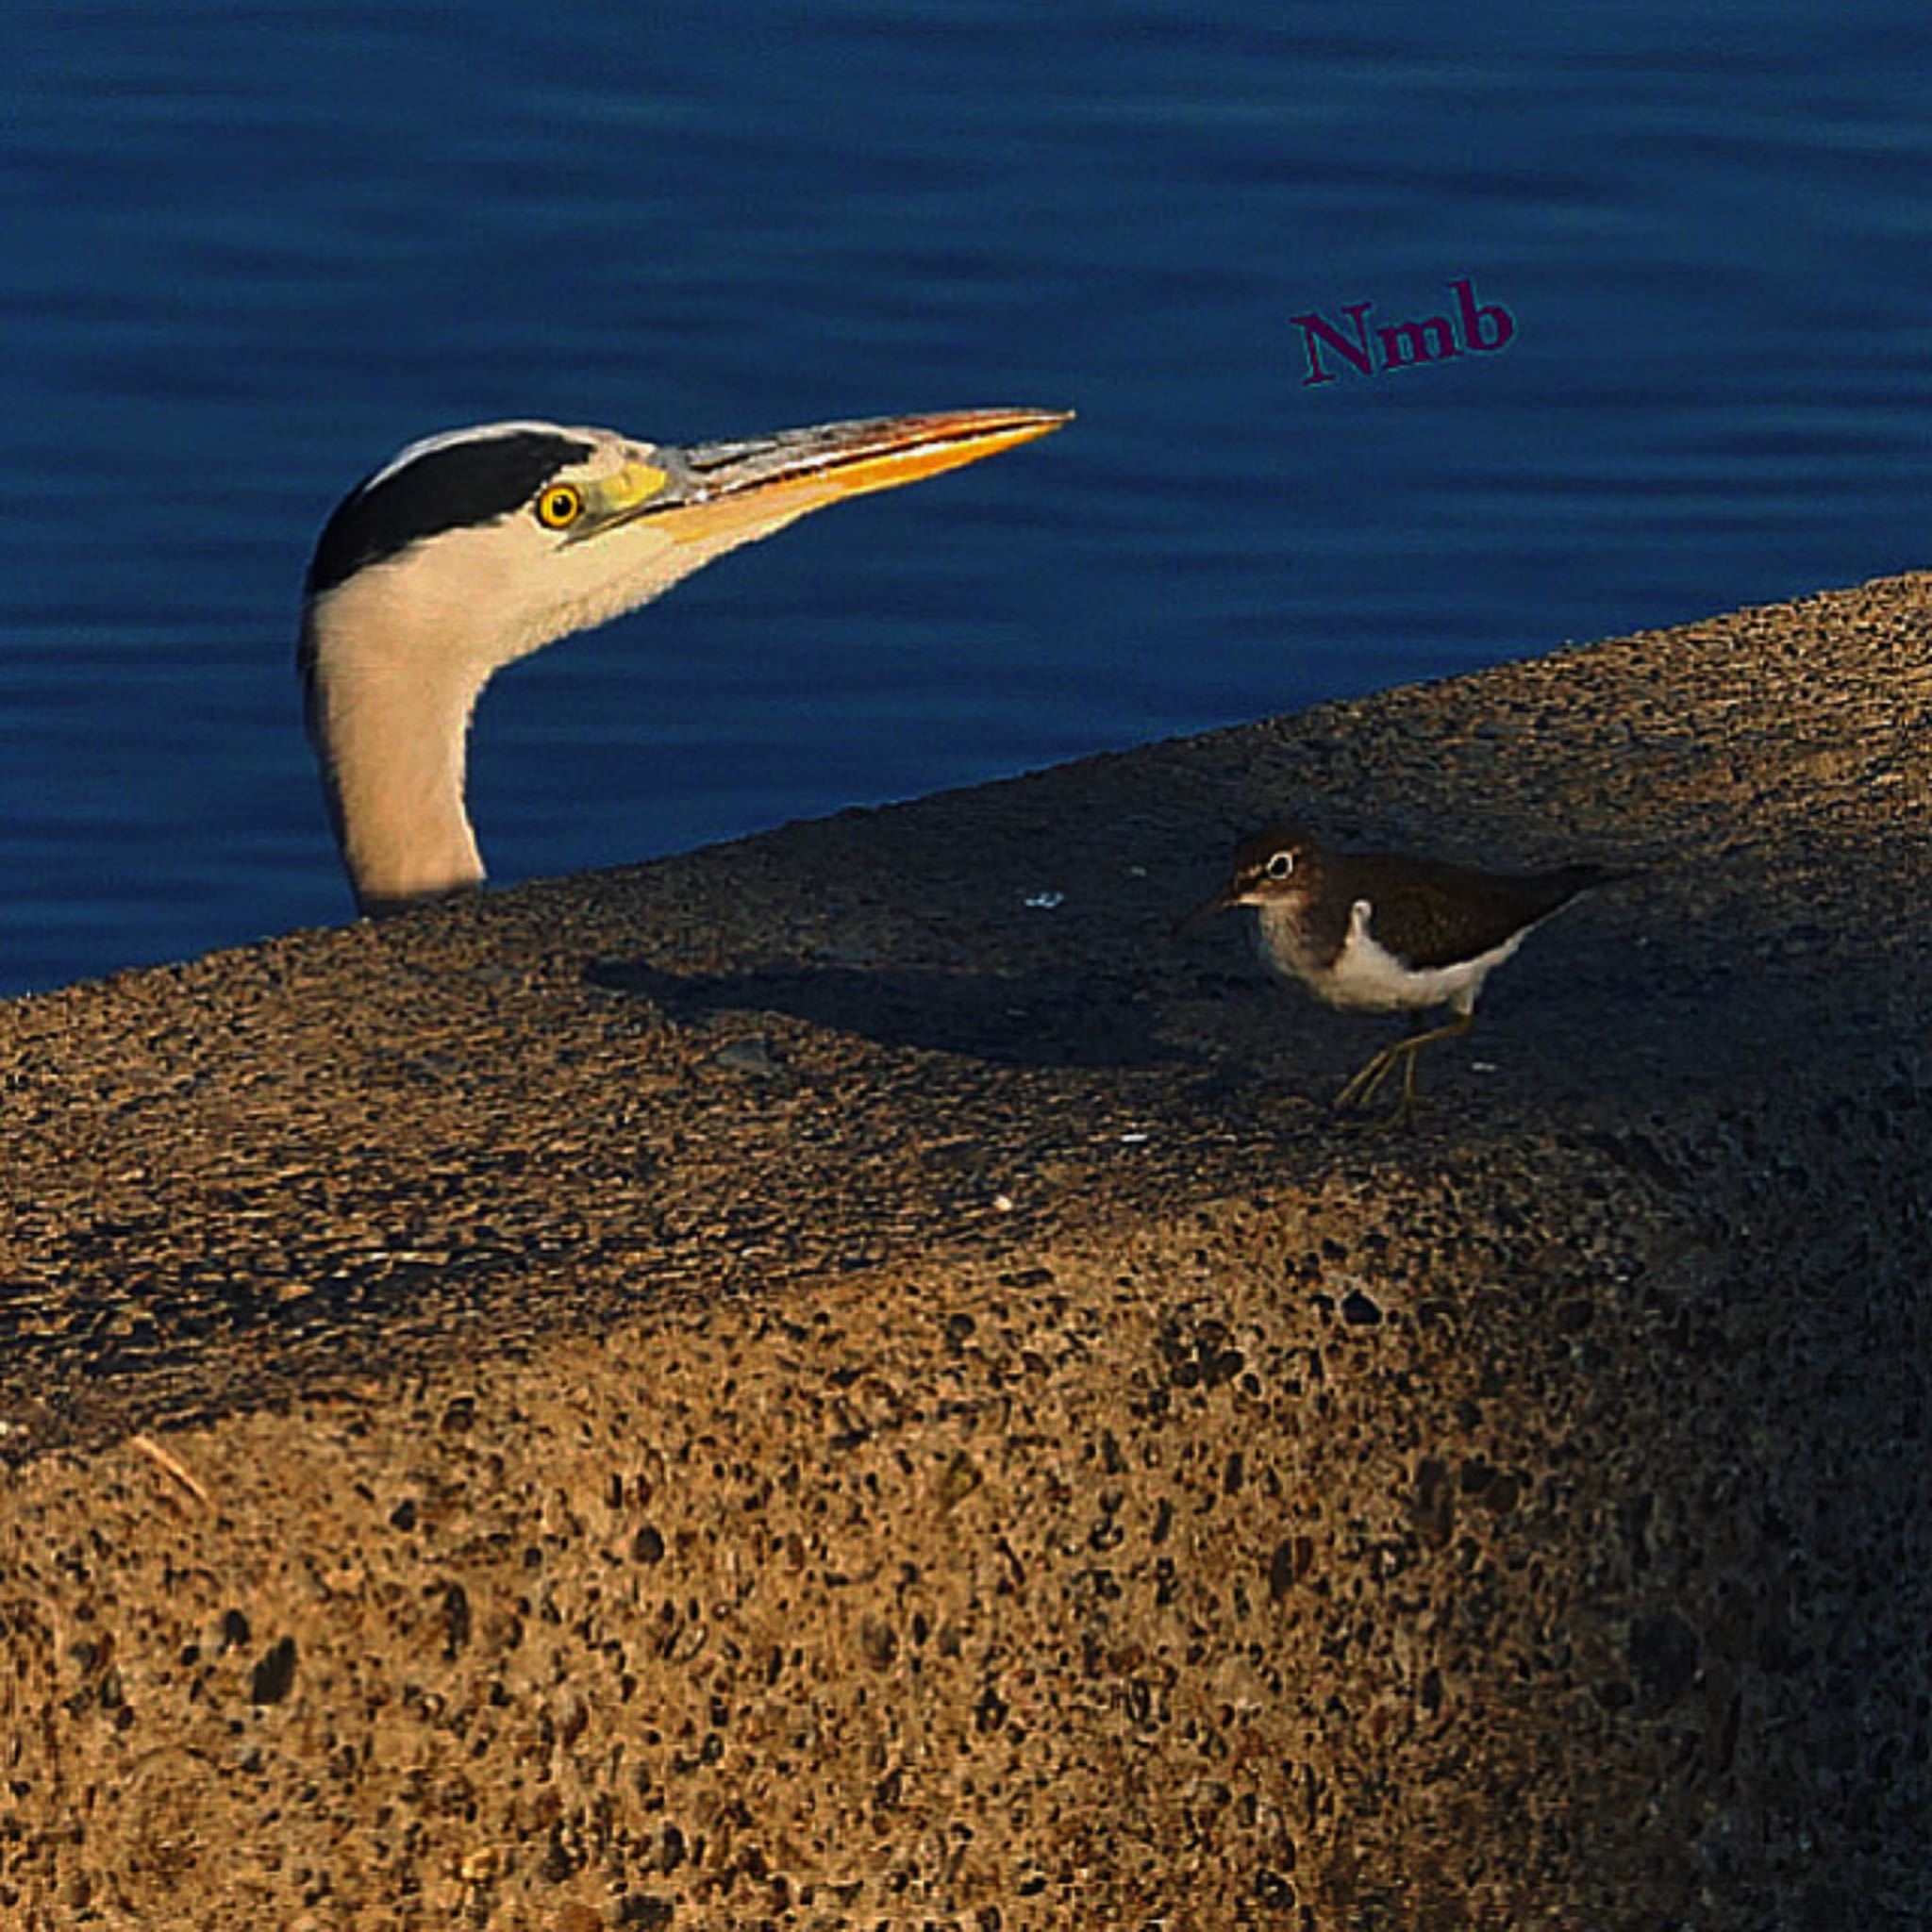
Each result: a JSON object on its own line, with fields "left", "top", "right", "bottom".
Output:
{"left": 1257, "top": 898, "right": 1524, "bottom": 1015}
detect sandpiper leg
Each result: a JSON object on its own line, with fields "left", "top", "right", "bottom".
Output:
{"left": 1335, "top": 1010, "right": 1474, "bottom": 1129}
{"left": 1334, "top": 1039, "right": 1407, "bottom": 1114}
{"left": 1334, "top": 1011, "right": 1432, "bottom": 1111}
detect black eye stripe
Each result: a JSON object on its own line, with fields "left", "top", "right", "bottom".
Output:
{"left": 306, "top": 430, "right": 596, "bottom": 596}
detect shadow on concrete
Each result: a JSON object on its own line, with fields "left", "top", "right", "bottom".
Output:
{"left": 581, "top": 957, "right": 1200, "bottom": 1069}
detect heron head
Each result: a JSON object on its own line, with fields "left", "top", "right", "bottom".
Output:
{"left": 302, "top": 408, "right": 1070, "bottom": 677}
{"left": 295, "top": 406, "right": 1072, "bottom": 913}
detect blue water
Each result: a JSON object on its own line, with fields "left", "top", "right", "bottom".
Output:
{"left": 5, "top": 1, "right": 1930, "bottom": 995}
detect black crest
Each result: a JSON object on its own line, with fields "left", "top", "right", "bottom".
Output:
{"left": 305, "top": 428, "right": 595, "bottom": 597}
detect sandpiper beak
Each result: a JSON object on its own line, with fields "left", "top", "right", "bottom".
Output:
{"left": 600, "top": 407, "right": 1073, "bottom": 549}
{"left": 1174, "top": 881, "right": 1242, "bottom": 937}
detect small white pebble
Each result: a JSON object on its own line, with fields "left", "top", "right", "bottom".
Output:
{"left": 1471, "top": 1060, "right": 1499, "bottom": 1074}
{"left": 1118, "top": 1131, "right": 1151, "bottom": 1144}
{"left": 992, "top": 1193, "right": 1016, "bottom": 1213}
{"left": 1023, "top": 891, "right": 1065, "bottom": 909}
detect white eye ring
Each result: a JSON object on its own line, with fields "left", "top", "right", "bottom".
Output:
{"left": 1265, "top": 850, "right": 1295, "bottom": 879}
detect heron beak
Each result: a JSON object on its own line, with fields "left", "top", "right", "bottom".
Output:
{"left": 608, "top": 407, "right": 1072, "bottom": 549}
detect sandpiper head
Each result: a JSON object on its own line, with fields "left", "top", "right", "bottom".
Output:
{"left": 1215, "top": 821, "right": 1326, "bottom": 912}
{"left": 1174, "top": 820, "right": 1327, "bottom": 935}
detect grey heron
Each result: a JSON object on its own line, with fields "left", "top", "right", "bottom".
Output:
{"left": 299, "top": 407, "right": 1070, "bottom": 915}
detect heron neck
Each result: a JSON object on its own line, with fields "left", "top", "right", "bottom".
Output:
{"left": 302, "top": 595, "right": 491, "bottom": 916}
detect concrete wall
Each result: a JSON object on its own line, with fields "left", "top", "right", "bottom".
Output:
{"left": 4, "top": 576, "right": 1929, "bottom": 1927}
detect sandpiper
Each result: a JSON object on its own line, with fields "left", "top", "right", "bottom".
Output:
{"left": 1190, "top": 820, "right": 1621, "bottom": 1128}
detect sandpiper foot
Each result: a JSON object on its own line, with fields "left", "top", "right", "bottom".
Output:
{"left": 1333, "top": 1012, "right": 1472, "bottom": 1131}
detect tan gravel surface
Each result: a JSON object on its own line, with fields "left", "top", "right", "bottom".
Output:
{"left": 2, "top": 576, "right": 1928, "bottom": 1927}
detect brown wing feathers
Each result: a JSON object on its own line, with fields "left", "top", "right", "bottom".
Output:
{"left": 1342, "top": 856, "right": 1610, "bottom": 971}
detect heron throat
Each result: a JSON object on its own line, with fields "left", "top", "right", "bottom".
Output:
{"left": 300, "top": 581, "right": 494, "bottom": 917}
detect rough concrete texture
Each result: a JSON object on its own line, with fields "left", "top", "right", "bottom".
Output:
{"left": 2, "top": 575, "right": 1929, "bottom": 1929}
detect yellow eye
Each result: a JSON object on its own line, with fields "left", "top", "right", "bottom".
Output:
{"left": 535, "top": 483, "right": 583, "bottom": 530}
